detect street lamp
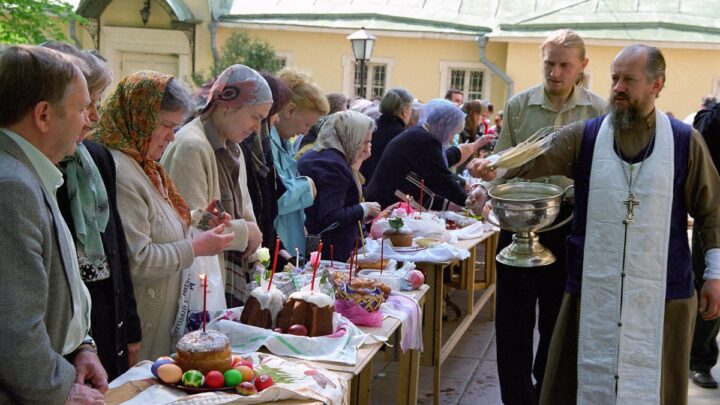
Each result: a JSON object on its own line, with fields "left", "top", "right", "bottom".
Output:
{"left": 140, "top": 0, "right": 151, "bottom": 26}
{"left": 347, "top": 27, "right": 376, "bottom": 98}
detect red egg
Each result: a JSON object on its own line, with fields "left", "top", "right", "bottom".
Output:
{"left": 255, "top": 374, "right": 274, "bottom": 391}
{"left": 205, "top": 370, "right": 225, "bottom": 388}
{"left": 287, "top": 324, "right": 308, "bottom": 336}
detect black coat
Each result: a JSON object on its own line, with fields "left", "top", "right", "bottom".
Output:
{"left": 298, "top": 148, "right": 364, "bottom": 262}
{"left": 365, "top": 126, "right": 467, "bottom": 211}
{"left": 360, "top": 113, "right": 406, "bottom": 183}
{"left": 57, "top": 140, "right": 141, "bottom": 381}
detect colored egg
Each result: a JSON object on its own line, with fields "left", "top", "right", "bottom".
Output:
{"left": 224, "top": 369, "right": 242, "bottom": 387}
{"left": 234, "top": 365, "right": 254, "bottom": 382}
{"left": 157, "top": 364, "right": 183, "bottom": 384}
{"left": 205, "top": 370, "right": 225, "bottom": 388}
{"left": 182, "top": 370, "right": 205, "bottom": 388}
{"left": 231, "top": 355, "right": 243, "bottom": 368}
{"left": 151, "top": 358, "right": 175, "bottom": 377}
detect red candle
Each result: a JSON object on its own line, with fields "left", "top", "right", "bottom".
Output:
{"left": 419, "top": 179, "right": 425, "bottom": 213}
{"left": 330, "top": 244, "right": 334, "bottom": 268}
{"left": 380, "top": 238, "right": 384, "bottom": 275}
{"left": 267, "top": 237, "right": 280, "bottom": 291}
{"left": 200, "top": 274, "right": 207, "bottom": 333}
{"left": 311, "top": 240, "right": 323, "bottom": 291}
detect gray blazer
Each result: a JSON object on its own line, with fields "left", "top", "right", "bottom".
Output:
{"left": 0, "top": 134, "right": 77, "bottom": 404}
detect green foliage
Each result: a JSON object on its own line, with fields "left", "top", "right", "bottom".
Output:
{"left": 388, "top": 217, "right": 404, "bottom": 231}
{"left": 193, "top": 30, "right": 280, "bottom": 86}
{"left": 0, "top": 0, "right": 84, "bottom": 44}
{"left": 255, "top": 364, "right": 294, "bottom": 384}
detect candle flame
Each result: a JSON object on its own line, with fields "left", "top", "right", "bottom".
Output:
{"left": 199, "top": 274, "right": 206, "bottom": 280}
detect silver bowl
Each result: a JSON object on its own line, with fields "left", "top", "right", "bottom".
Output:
{"left": 488, "top": 182, "right": 572, "bottom": 267}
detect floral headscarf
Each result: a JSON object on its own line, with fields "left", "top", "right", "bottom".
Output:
{"left": 91, "top": 70, "right": 191, "bottom": 226}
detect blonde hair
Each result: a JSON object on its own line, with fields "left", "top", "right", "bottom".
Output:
{"left": 278, "top": 68, "right": 330, "bottom": 115}
{"left": 541, "top": 29, "right": 587, "bottom": 86}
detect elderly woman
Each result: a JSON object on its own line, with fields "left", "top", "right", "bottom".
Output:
{"left": 366, "top": 100, "right": 486, "bottom": 212}
{"left": 271, "top": 68, "right": 330, "bottom": 257}
{"left": 162, "top": 65, "right": 271, "bottom": 306}
{"left": 43, "top": 42, "right": 141, "bottom": 380}
{"left": 360, "top": 87, "right": 414, "bottom": 183}
{"left": 298, "top": 111, "right": 381, "bottom": 262}
{"left": 93, "top": 71, "right": 233, "bottom": 361}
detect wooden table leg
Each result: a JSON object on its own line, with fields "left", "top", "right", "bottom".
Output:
{"left": 397, "top": 347, "right": 421, "bottom": 405}
{"left": 486, "top": 233, "right": 498, "bottom": 321}
{"left": 349, "top": 360, "right": 372, "bottom": 405}
{"left": 465, "top": 244, "right": 476, "bottom": 315}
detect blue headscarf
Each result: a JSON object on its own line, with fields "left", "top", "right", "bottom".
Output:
{"left": 417, "top": 99, "right": 466, "bottom": 166}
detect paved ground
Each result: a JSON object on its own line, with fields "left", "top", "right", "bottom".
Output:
{"left": 369, "top": 288, "right": 720, "bottom": 404}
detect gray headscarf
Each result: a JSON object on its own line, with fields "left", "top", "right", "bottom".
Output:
{"left": 314, "top": 110, "right": 376, "bottom": 194}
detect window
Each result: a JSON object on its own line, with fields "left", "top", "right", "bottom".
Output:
{"left": 342, "top": 55, "right": 394, "bottom": 98}
{"left": 353, "top": 62, "right": 387, "bottom": 98}
{"left": 449, "top": 68, "right": 484, "bottom": 100}
{"left": 439, "top": 62, "right": 490, "bottom": 101}
{"left": 276, "top": 56, "right": 287, "bottom": 70}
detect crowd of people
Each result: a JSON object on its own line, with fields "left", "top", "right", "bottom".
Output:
{"left": 1, "top": 27, "right": 719, "bottom": 405}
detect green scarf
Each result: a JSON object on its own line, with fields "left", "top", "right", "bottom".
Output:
{"left": 62, "top": 143, "right": 110, "bottom": 268}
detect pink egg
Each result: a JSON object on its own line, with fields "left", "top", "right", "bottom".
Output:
{"left": 157, "top": 363, "right": 183, "bottom": 384}
{"left": 407, "top": 270, "right": 425, "bottom": 289}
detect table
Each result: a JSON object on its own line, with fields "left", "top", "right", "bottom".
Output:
{"left": 415, "top": 230, "right": 498, "bottom": 405}
{"left": 291, "top": 285, "right": 428, "bottom": 405}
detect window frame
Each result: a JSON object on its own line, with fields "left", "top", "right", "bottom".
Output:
{"left": 439, "top": 61, "right": 491, "bottom": 101}
{"left": 342, "top": 54, "right": 394, "bottom": 98}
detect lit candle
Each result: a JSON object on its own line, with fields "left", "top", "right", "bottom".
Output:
{"left": 380, "top": 238, "right": 384, "bottom": 276}
{"left": 267, "top": 237, "right": 280, "bottom": 291}
{"left": 406, "top": 194, "right": 410, "bottom": 209}
{"left": 310, "top": 240, "right": 323, "bottom": 291}
{"left": 199, "top": 274, "right": 207, "bottom": 333}
{"left": 419, "top": 178, "right": 425, "bottom": 213}
{"left": 295, "top": 248, "right": 299, "bottom": 268}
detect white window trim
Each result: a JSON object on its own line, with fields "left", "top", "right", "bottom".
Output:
{"left": 342, "top": 54, "right": 394, "bottom": 97}
{"left": 275, "top": 51, "right": 294, "bottom": 68}
{"left": 713, "top": 77, "right": 720, "bottom": 99}
{"left": 439, "top": 61, "right": 491, "bottom": 101}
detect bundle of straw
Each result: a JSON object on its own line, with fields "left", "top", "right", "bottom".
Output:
{"left": 489, "top": 126, "right": 557, "bottom": 170}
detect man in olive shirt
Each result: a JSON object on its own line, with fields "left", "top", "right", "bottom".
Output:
{"left": 472, "top": 44, "right": 720, "bottom": 405}
{"left": 489, "top": 29, "right": 606, "bottom": 404}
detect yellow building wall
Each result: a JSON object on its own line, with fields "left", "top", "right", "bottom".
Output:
{"left": 101, "top": 0, "right": 174, "bottom": 29}
{"left": 504, "top": 40, "right": 720, "bottom": 120}
{"left": 216, "top": 27, "right": 509, "bottom": 110}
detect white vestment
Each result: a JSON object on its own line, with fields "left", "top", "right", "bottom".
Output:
{"left": 578, "top": 111, "right": 674, "bottom": 404}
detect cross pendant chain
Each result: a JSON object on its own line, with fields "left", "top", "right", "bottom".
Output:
{"left": 623, "top": 191, "right": 640, "bottom": 224}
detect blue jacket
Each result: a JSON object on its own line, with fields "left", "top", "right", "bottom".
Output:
{"left": 298, "top": 148, "right": 364, "bottom": 262}
{"left": 270, "top": 127, "right": 314, "bottom": 255}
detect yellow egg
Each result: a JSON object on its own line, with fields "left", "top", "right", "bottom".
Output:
{"left": 157, "top": 363, "right": 183, "bottom": 384}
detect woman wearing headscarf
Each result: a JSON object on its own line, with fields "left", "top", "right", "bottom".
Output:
{"left": 297, "top": 111, "right": 381, "bottom": 262}
{"left": 162, "top": 64, "right": 271, "bottom": 306}
{"left": 240, "top": 72, "right": 292, "bottom": 261}
{"left": 366, "top": 100, "right": 485, "bottom": 212}
{"left": 272, "top": 68, "right": 330, "bottom": 257}
{"left": 360, "top": 87, "right": 414, "bottom": 183}
{"left": 93, "top": 71, "right": 233, "bottom": 361}
{"left": 455, "top": 100, "right": 496, "bottom": 174}
{"left": 45, "top": 42, "right": 141, "bottom": 380}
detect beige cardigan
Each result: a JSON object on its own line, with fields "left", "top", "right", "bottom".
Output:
{"left": 112, "top": 150, "right": 195, "bottom": 361}
{"left": 161, "top": 117, "right": 252, "bottom": 252}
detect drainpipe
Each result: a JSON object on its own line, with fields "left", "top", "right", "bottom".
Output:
{"left": 476, "top": 34, "right": 514, "bottom": 99}
{"left": 69, "top": 19, "right": 82, "bottom": 49}
{"left": 208, "top": 20, "right": 220, "bottom": 66}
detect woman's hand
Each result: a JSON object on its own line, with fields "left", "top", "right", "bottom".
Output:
{"left": 127, "top": 342, "right": 141, "bottom": 367}
{"left": 204, "top": 198, "right": 232, "bottom": 228}
{"left": 192, "top": 224, "right": 234, "bottom": 257}
{"left": 465, "top": 184, "right": 489, "bottom": 216}
{"left": 472, "top": 134, "right": 495, "bottom": 152}
{"left": 361, "top": 201, "right": 381, "bottom": 220}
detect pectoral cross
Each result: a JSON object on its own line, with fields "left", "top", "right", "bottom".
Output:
{"left": 622, "top": 192, "right": 639, "bottom": 224}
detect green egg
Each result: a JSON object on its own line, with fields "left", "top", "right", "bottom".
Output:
{"left": 224, "top": 369, "right": 242, "bottom": 387}
{"left": 181, "top": 370, "right": 204, "bottom": 388}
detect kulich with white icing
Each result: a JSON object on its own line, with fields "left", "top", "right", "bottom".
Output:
{"left": 240, "top": 287, "right": 286, "bottom": 329}
{"left": 250, "top": 287, "right": 286, "bottom": 321}
{"left": 175, "top": 330, "right": 232, "bottom": 374}
{"left": 288, "top": 290, "right": 333, "bottom": 308}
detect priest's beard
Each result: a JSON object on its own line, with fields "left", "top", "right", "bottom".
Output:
{"left": 609, "top": 95, "right": 642, "bottom": 131}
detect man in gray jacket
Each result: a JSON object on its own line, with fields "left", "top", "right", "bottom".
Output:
{"left": 0, "top": 45, "right": 107, "bottom": 404}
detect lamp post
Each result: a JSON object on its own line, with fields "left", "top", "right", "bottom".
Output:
{"left": 140, "top": 0, "right": 151, "bottom": 26}
{"left": 347, "top": 27, "right": 376, "bottom": 98}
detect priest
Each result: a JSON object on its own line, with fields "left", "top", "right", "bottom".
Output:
{"left": 470, "top": 44, "right": 720, "bottom": 404}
